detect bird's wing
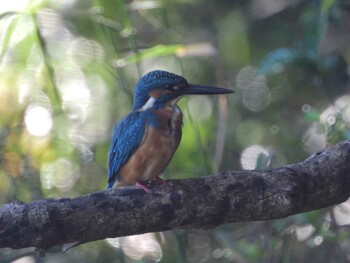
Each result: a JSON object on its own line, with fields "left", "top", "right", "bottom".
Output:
{"left": 107, "top": 111, "right": 148, "bottom": 189}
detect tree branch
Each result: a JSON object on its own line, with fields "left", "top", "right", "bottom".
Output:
{"left": 1, "top": 141, "right": 350, "bottom": 253}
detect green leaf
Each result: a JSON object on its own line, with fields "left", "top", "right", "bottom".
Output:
{"left": 24, "top": 0, "right": 50, "bottom": 13}
{"left": 124, "top": 44, "right": 185, "bottom": 63}
{"left": 303, "top": 110, "right": 320, "bottom": 122}
{"left": 0, "top": 13, "right": 19, "bottom": 62}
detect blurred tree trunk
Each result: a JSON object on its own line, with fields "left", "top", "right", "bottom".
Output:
{"left": 0, "top": 141, "right": 350, "bottom": 255}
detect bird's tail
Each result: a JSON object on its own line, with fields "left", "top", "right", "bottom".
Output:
{"left": 107, "top": 181, "right": 114, "bottom": 189}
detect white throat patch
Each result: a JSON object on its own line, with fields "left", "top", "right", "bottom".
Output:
{"left": 140, "top": 97, "right": 156, "bottom": 111}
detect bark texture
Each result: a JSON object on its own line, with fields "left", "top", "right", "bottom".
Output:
{"left": 0, "top": 141, "right": 350, "bottom": 253}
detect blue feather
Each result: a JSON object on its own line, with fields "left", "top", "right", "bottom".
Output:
{"left": 107, "top": 110, "right": 158, "bottom": 189}
{"left": 133, "top": 70, "right": 187, "bottom": 111}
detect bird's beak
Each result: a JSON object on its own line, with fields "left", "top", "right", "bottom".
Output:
{"left": 181, "top": 84, "right": 234, "bottom": 95}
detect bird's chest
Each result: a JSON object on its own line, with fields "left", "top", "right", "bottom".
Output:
{"left": 151, "top": 106, "right": 183, "bottom": 141}
{"left": 143, "top": 106, "right": 183, "bottom": 159}
{"left": 135, "top": 106, "right": 183, "bottom": 181}
{"left": 119, "top": 107, "right": 183, "bottom": 183}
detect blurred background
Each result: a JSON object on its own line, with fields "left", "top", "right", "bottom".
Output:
{"left": 1, "top": 0, "right": 350, "bottom": 262}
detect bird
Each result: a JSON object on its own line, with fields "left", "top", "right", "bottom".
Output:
{"left": 107, "top": 70, "right": 233, "bottom": 191}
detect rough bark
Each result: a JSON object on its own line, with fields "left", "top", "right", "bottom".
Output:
{"left": 0, "top": 141, "right": 350, "bottom": 253}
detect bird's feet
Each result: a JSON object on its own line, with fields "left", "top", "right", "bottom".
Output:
{"left": 135, "top": 181, "right": 151, "bottom": 193}
{"left": 135, "top": 177, "right": 166, "bottom": 193}
{"left": 152, "top": 176, "right": 166, "bottom": 185}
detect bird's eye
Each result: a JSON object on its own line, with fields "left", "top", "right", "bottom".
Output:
{"left": 164, "top": 83, "right": 185, "bottom": 92}
{"left": 165, "top": 84, "right": 173, "bottom": 91}
{"left": 173, "top": 84, "right": 186, "bottom": 91}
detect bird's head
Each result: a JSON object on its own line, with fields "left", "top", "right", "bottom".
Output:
{"left": 132, "top": 70, "right": 233, "bottom": 111}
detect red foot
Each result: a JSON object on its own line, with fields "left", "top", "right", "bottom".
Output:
{"left": 135, "top": 181, "right": 151, "bottom": 193}
{"left": 153, "top": 176, "right": 166, "bottom": 185}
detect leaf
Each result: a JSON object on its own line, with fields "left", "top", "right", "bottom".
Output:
{"left": 303, "top": 110, "right": 320, "bottom": 122}
{"left": 124, "top": 44, "right": 185, "bottom": 63}
{"left": 0, "top": 13, "right": 19, "bottom": 62}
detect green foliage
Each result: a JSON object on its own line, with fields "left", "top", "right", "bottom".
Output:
{"left": 1, "top": 0, "right": 350, "bottom": 262}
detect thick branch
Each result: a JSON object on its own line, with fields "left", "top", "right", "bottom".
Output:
{"left": 1, "top": 141, "right": 350, "bottom": 252}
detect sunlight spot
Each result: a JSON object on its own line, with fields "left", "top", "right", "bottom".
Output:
{"left": 4, "top": 15, "right": 34, "bottom": 48}
{"left": 336, "top": 95, "right": 350, "bottom": 123}
{"left": 325, "top": 115, "right": 336, "bottom": 125}
{"left": 60, "top": 79, "right": 91, "bottom": 121}
{"left": 314, "top": 236, "right": 323, "bottom": 246}
{"left": 25, "top": 106, "right": 52, "bottom": 136}
{"left": 11, "top": 256, "right": 35, "bottom": 263}
{"left": 113, "top": 59, "right": 126, "bottom": 67}
{"left": 40, "top": 162, "right": 54, "bottom": 189}
{"left": 176, "top": 43, "right": 217, "bottom": 57}
{"left": 106, "top": 238, "right": 121, "bottom": 248}
{"left": 236, "top": 66, "right": 256, "bottom": 90}
{"left": 240, "top": 145, "right": 269, "bottom": 170}
{"left": 18, "top": 82, "right": 32, "bottom": 105}
{"left": 295, "top": 224, "right": 315, "bottom": 241}
{"left": 212, "top": 248, "right": 235, "bottom": 260}
{"left": 342, "top": 106, "right": 350, "bottom": 124}
{"left": 40, "top": 158, "right": 79, "bottom": 190}
{"left": 242, "top": 75, "right": 271, "bottom": 112}
{"left": 319, "top": 95, "right": 350, "bottom": 129}
{"left": 320, "top": 106, "right": 337, "bottom": 124}
{"left": 335, "top": 94, "right": 350, "bottom": 109}
{"left": 110, "top": 233, "right": 162, "bottom": 262}
{"left": 302, "top": 104, "right": 311, "bottom": 113}
{"left": 302, "top": 125, "right": 327, "bottom": 153}
{"left": 129, "top": 1, "right": 163, "bottom": 10}
{"left": 236, "top": 66, "right": 271, "bottom": 112}
{"left": 332, "top": 202, "right": 350, "bottom": 225}
{"left": 0, "top": 0, "right": 31, "bottom": 13}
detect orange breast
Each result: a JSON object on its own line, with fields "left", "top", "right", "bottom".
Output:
{"left": 118, "top": 106, "right": 183, "bottom": 185}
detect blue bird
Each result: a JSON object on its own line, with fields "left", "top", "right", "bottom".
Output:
{"left": 108, "top": 70, "right": 233, "bottom": 191}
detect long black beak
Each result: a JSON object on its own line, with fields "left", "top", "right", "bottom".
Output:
{"left": 181, "top": 84, "right": 234, "bottom": 95}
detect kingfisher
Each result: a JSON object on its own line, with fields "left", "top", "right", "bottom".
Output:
{"left": 107, "top": 70, "right": 233, "bottom": 191}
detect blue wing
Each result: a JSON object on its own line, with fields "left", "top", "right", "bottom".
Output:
{"left": 107, "top": 111, "right": 148, "bottom": 189}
